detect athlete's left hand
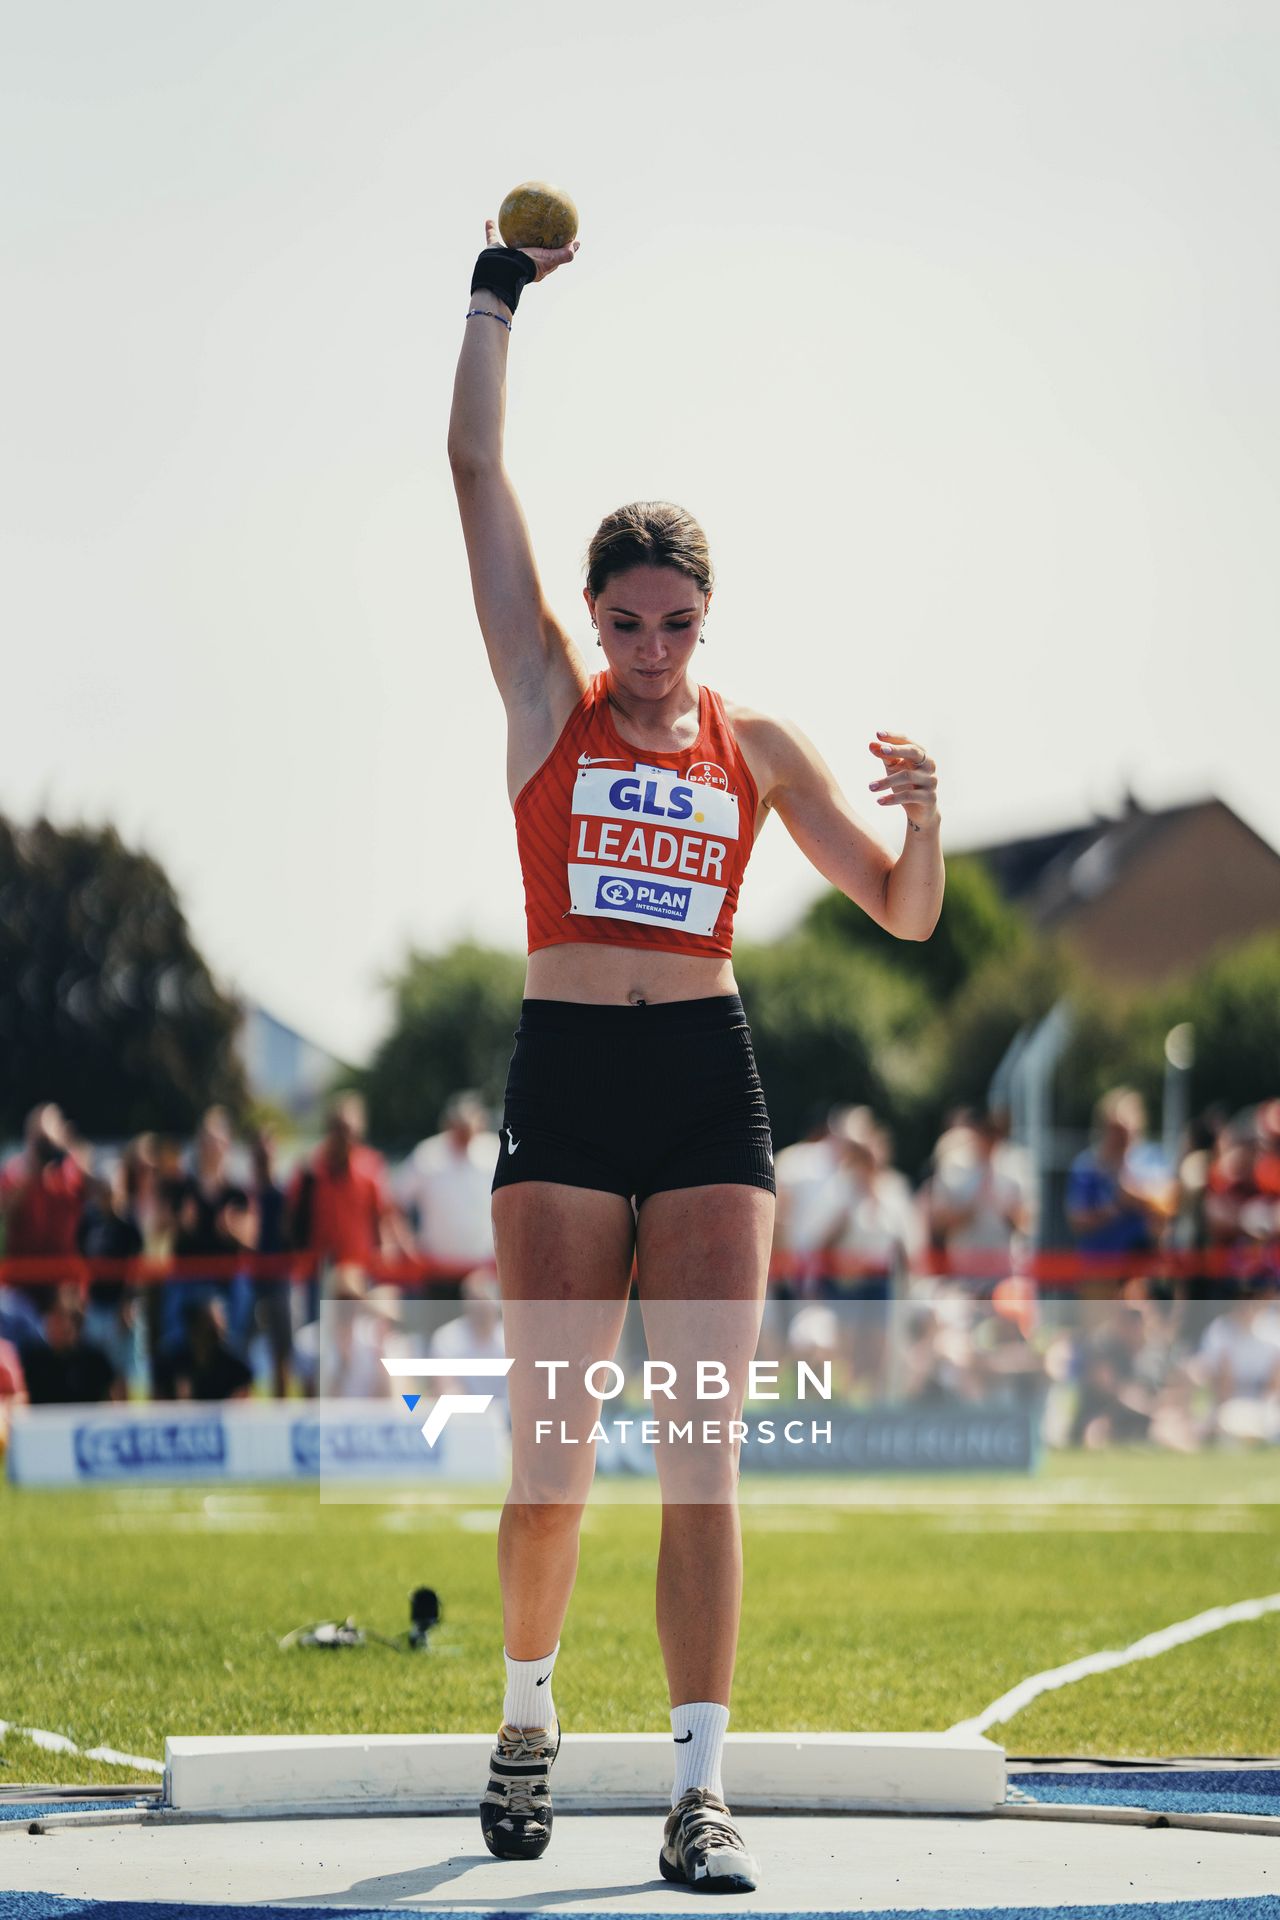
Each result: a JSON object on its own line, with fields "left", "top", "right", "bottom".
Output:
{"left": 868, "top": 732, "right": 940, "bottom": 832}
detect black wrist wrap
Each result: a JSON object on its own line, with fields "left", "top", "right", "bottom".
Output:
{"left": 471, "top": 246, "right": 536, "bottom": 315}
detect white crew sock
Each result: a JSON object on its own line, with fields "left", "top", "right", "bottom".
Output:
{"left": 502, "top": 1640, "right": 560, "bottom": 1732}
{"left": 671, "top": 1700, "right": 730, "bottom": 1806}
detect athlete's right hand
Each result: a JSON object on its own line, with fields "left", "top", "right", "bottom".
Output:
{"left": 484, "top": 217, "right": 579, "bottom": 283}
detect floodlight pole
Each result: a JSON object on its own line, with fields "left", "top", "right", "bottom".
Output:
{"left": 1162, "top": 1022, "right": 1195, "bottom": 1167}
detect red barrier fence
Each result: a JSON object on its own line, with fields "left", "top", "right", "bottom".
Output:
{"left": 2, "top": 1243, "right": 1277, "bottom": 1291}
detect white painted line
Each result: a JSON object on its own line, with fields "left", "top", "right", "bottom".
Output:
{"left": 5, "top": 1802, "right": 1279, "bottom": 1907}
{"left": 950, "top": 1589, "right": 1280, "bottom": 1736}
{"left": 0, "top": 1716, "right": 164, "bottom": 1774}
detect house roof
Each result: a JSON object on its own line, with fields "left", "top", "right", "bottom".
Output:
{"left": 968, "top": 795, "right": 1219, "bottom": 926}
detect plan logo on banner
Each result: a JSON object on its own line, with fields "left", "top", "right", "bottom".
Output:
{"left": 381, "top": 1357, "right": 514, "bottom": 1446}
{"left": 292, "top": 1416, "right": 430, "bottom": 1472}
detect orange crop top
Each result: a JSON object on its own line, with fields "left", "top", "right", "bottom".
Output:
{"left": 513, "top": 671, "right": 760, "bottom": 957}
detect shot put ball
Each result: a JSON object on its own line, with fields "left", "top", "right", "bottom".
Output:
{"left": 498, "top": 181, "right": 579, "bottom": 251}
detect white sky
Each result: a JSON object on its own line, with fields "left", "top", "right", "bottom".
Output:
{"left": 3, "top": 0, "right": 1277, "bottom": 1064}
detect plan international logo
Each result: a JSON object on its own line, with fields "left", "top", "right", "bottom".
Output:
{"left": 594, "top": 873, "right": 692, "bottom": 921}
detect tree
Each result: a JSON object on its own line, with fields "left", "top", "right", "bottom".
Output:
{"left": 732, "top": 935, "right": 933, "bottom": 1152}
{"left": 358, "top": 941, "right": 527, "bottom": 1148}
{"left": 0, "top": 814, "right": 246, "bottom": 1137}
{"left": 910, "top": 932, "right": 1280, "bottom": 1151}
{"left": 801, "top": 853, "right": 1027, "bottom": 1002}
{"left": 1162, "top": 933, "right": 1280, "bottom": 1119}
{"left": 921, "top": 942, "right": 1074, "bottom": 1119}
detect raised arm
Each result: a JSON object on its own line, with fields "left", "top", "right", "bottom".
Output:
{"left": 745, "top": 715, "right": 944, "bottom": 940}
{"left": 448, "top": 222, "right": 585, "bottom": 785}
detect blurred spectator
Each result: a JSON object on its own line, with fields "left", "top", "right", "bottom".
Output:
{"left": 900, "top": 1304, "right": 969, "bottom": 1405}
{"left": 1192, "top": 1286, "right": 1280, "bottom": 1443}
{"left": 759, "top": 1103, "right": 845, "bottom": 1370}
{"left": 1067, "top": 1301, "right": 1156, "bottom": 1446}
{"left": 812, "top": 1115, "right": 917, "bottom": 1293}
{"left": 1204, "top": 1110, "right": 1280, "bottom": 1286}
{"left": 1171, "top": 1106, "right": 1231, "bottom": 1341}
{"left": 866, "top": 1117, "right": 922, "bottom": 1272}
{"left": 809, "top": 1113, "right": 916, "bottom": 1394}
{"left": 925, "top": 1108, "right": 1033, "bottom": 1295}
{"left": 1257, "top": 1101, "right": 1280, "bottom": 1204}
{"left": 1174, "top": 1107, "right": 1228, "bottom": 1253}
{"left": 783, "top": 1300, "right": 849, "bottom": 1398}
{"left": 394, "top": 1091, "right": 500, "bottom": 1298}
{"left": 0, "top": 1105, "right": 90, "bottom": 1335}
{"left": 968, "top": 1294, "right": 1047, "bottom": 1411}
{"left": 248, "top": 1126, "right": 294, "bottom": 1398}
{"left": 295, "top": 1270, "right": 408, "bottom": 1398}
{"left": 78, "top": 1133, "right": 157, "bottom": 1398}
{"left": 0, "top": 1281, "right": 40, "bottom": 1351}
{"left": 154, "top": 1107, "right": 258, "bottom": 1397}
{"left": 288, "top": 1096, "right": 410, "bottom": 1310}
{"left": 173, "top": 1297, "right": 255, "bottom": 1402}
{"left": 18, "top": 1284, "right": 119, "bottom": 1406}
{"left": 770, "top": 1104, "right": 846, "bottom": 1297}
{"left": 1065, "top": 1089, "right": 1176, "bottom": 1272}
{"left": 138, "top": 1134, "right": 183, "bottom": 1389}
{"left": 428, "top": 1267, "right": 507, "bottom": 1414}
{"left": 0, "top": 1333, "right": 28, "bottom": 1456}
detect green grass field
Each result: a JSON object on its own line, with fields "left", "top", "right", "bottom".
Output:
{"left": 3, "top": 1451, "right": 1278, "bottom": 1788}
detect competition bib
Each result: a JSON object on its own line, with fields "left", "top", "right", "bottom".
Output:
{"left": 568, "top": 760, "right": 741, "bottom": 937}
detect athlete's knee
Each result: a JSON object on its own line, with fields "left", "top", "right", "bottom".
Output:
{"left": 502, "top": 1496, "right": 588, "bottom": 1539}
{"left": 655, "top": 1448, "right": 741, "bottom": 1505}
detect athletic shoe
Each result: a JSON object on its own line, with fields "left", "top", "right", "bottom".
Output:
{"left": 479, "top": 1716, "right": 561, "bottom": 1860}
{"left": 659, "top": 1786, "right": 759, "bottom": 1893}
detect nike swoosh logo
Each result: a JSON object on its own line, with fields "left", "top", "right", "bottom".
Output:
{"left": 578, "top": 754, "right": 628, "bottom": 765}
{"left": 535, "top": 1674, "right": 549, "bottom": 1685}
{"left": 504, "top": 1127, "right": 520, "bottom": 1155}
{"left": 674, "top": 1730, "right": 693, "bottom": 1743}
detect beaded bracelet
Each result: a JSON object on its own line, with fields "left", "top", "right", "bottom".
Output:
{"left": 466, "top": 307, "right": 512, "bottom": 331}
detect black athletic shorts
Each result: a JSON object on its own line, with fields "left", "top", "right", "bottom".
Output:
{"left": 491, "top": 994, "right": 776, "bottom": 1207}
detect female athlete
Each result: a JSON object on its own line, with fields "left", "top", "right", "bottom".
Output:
{"left": 448, "top": 220, "right": 944, "bottom": 1893}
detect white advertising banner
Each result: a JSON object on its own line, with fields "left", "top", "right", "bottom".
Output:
{"left": 6, "top": 1398, "right": 510, "bottom": 1489}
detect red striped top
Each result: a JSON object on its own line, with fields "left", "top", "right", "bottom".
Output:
{"left": 513, "top": 671, "right": 760, "bottom": 957}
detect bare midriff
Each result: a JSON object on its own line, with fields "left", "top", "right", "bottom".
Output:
{"left": 523, "top": 943, "right": 740, "bottom": 1007}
